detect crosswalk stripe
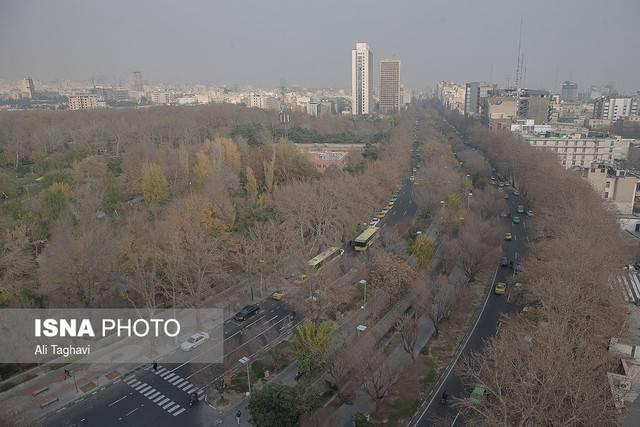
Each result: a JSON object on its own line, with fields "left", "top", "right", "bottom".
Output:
{"left": 622, "top": 275, "right": 637, "bottom": 302}
{"left": 144, "top": 388, "right": 156, "bottom": 397}
{"left": 124, "top": 376, "right": 136, "bottom": 384}
{"left": 138, "top": 385, "right": 151, "bottom": 394}
{"left": 170, "top": 376, "right": 184, "bottom": 385}
{"left": 156, "top": 367, "right": 166, "bottom": 374}
{"left": 158, "top": 398, "right": 170, "bottom": 406}
{"left": 134, "top": 382, "right": 146, "bottom": 391}
{"left": 181, "top": 382, "right": 193, "bottom": 391}
{"left": 167, "top": 404, "right": 180, "bottom": 414}
{"left": 129, "top": 380, "right": 141, "bottom": 388}
{"left": 175, "top": 379, "right": 188, "bottom": 388}
{"left": 630, "top": 274, "right": 640, "bottom": 300}
{"left": 173, "top": 408, "right": 186, "bottom": 416}
{"left": 160, "top": 370, "right": 173, "bottom": 378}
{"left": 163, "top": 402, "right": 176, "bottom": 410}
{"left": 147, "top": 391, "right": 161, "bottom": 399}
{"left": 184, "top": 385, "right": 197, "bottom": 394}
{"left": 164, "top": 373, "right": 177, "bottom": 381}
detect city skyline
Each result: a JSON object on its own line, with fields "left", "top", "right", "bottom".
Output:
{"left": 1, "top": 0, "right": 639, "bottom": 92}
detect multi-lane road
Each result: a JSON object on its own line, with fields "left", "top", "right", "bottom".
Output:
{"left": 44, "top": 298, "right": 295, "bottom": 426}
{"left": 410, "top": 183, "right": 527, "bottom": 426}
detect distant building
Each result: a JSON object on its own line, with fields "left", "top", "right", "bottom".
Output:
{"left": 593, "top": 97, "right": 638, "bottom": 122}
{"left": 19, "top": 77, "right": 35, "bottom": 99}
{"left": 524, "top": 133, "right": 632, "bottom": 169}
{"left": 584, "top": 165, "right": 640, "bottom": 215}
{"left": 247, "top": 93, "right": 279, "bottom": 110}
{"left": 561, "top": 81, "right": 578, "bottom": 102}
{"left": 296, "top": 143, "right": 365, "bottom": 172}
{"left": 129, "top": 71, "right": 144, "bottom": 92}
{"left": 151, "top": 91, "right": 171, "bottom": 105}
{"left": 437, "top": 81, "right": 465, "bottom": 114}
{"left": 379, "top": 59, "right": 401, "bottom": 114}
{"left": 486, "top": 95, "right": 517, "bottom": 130}
{"left": 67, "top": 93, "right": 106, "bottom": 110}
{"left": 177, "top": 94, "right": 197, "bottom": 105}
{"left": 518, "top": 89, "right": 551, "bottom": 124}
{"left": 464, "top": 82, "right": 494, "bottom": 117}
{"left": 93, "top": 86, "right": 129, "bottom": 104}
{"left": 351, "top": 42, "right": 373, "bottom": 115}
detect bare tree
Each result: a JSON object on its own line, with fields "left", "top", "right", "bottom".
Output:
{"left": 428, "top": 274, "right": 456, "bottom": 338}
{"left": 396, "top": 311, "right": 419, "bottom": 360}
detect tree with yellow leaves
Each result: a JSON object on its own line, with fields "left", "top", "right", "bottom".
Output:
{"left": 141, "top": 162, "right": 170, "bottom": 205}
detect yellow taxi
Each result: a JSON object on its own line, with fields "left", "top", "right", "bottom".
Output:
{"left": 271, "top": 290, "right": 284, "bottom": 301}
{"left": 494, "top": 282, "right": 507, "bottom": 295}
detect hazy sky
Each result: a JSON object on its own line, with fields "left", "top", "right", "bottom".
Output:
{"left": 1, "top": 0, "right": 639, "bottom": 92}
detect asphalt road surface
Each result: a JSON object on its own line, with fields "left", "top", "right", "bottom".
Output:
{"left": 411, "top": 183, "right": 526, "bottom": 426}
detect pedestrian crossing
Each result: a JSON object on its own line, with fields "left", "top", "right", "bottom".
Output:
{"left": 152, "top": 365, "right": 205, "bottom": 399}
{"left": 123, "top": 375, "right": 187, "bottom": 417}
{"left": 612, "top": 271, "right": 640, "bottom": 304}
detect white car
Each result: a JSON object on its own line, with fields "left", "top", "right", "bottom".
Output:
{"left": 370, "top": 218, "right": 380, "bottom": 226}
{"left": 180, "top": 332, "right": 210, "bottom": 351}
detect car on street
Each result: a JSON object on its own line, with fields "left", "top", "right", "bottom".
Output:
{"left": 501, "top": 211, "right": 508, "bottom": 217}
{"left": 504, "top": 194, "right": 509, "bottom": 199}
{"left": 470, "top": 384, "right": 487, "bottom": 404}
{"left": 409, "top": 176, "right": 415, "bottom": 182}
{"left": 370, "top": 218, "right": 380, "bottom": 226}
{"left": 500, "top": 256, "right": 509, "bottom": 267}
{"left": 504, "top": 232, "right": 512, "bottom": 241}
{"left": 180, "top": 331, "right": 210, "bottom": 351}
{"left": 377, "top": 211, "right": 386, "bottom": 219}
{"left": 271, "top": 290, "right": 284, "bottom": 301}
{"left": 527, "top": 209, "right": 534, "bottom": 216}
{"left": 387, "top": 201, "right": 394, "bottom": 208}
{"left": 494, "top": 282, "right": 507, "bottom": 295}
{"left": 512, "top": 216, "right": 521, "bottom": 224}
{"left": 234, "top": 304, "right": 260, "bottom": 321}
{"left": 513, "top": 190, "right": 520, "bottom": 196}
{"left": 517, "top": 205, "right": 525, "bottom": 214}
{"left": 498, "top": 182, "right": 504, "bottom": 188}
{"left": 504, "top": 182, "right": 511, "bottom": 187}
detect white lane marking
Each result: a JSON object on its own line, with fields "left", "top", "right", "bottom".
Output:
{"left": 163, "top": 401, "right": 175, "bottom": 410}
{"left": 157, "top": 397, "right": 170, "bottom": 406}
{"left": 175, "top": 379, "right": 188, "bottom": 388}
{"left": 181, "top": 382, "right": 193, "bottom": 391}
{"left": 147, "top": 391, "right": 161, "bottom": 400}
{"left": 144, "top": 388, "right": 156, "bottom": 397}
{"left": 265, "top": 315, "right": 278, "bottom": 323}
{"left": 138, "top": 385, "right": 151, "bottom": 394}
{"left": 184, "top": 385, "right": 198, "bottom": 394}
{"left": 170, "top": 376, "right": 184, "bottom": 385}
{"left": 227, "top": 330, "right": 241, "bottom": 339}
{"left": 134, "top": 382, "right": 146, "bottom": 391}
{"left": 124, "top": 408, "right": 139, "bottom": 417}
{"left": 124, "top": 376, "right": 136, "bottom": 384}
{"left": 164, "top": 373, "right": 177, "bottom": 381}
{"left": 155, "top": 367, "right": 166, "bottom": 374}
{"left": 108, "top": 395, "right": 128, "bottom": 407}
{"left": 452, "top": 411, "right": 461, "bottom": 425}
{"left": 129, "top": 380, "right": 141, "bottom": 388}
{"left": 173, "top": 408, "right": 186, "bottom": 416}
{"left": 160, "top": 370, "right": 173, "bottom": 378}
{"left": 167, "top": 404, "right": 180, "bottom": 413}
{"left": 153, "top": 394, "right": 165, "bottom": 403}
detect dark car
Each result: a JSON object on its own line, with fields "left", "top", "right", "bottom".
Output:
{"left": 500, "top": 256, "right": 509, "bottom": 267}
{"left": 234, "top": 304, "right": 260, "bottom": 321}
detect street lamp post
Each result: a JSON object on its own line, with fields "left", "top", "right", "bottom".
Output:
{"left": 239, "top": 356, "right": 251, "bottom": 395}
{"left": 467, "top": 192, "right": 473, "bottom": 209}
{"left": 358, "top": 279, "right": 367, "bottom": 311}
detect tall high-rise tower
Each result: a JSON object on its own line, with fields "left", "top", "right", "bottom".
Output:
{"left": 20, "top": 77, "right": 35, "bottom": 99}
{"left": 351, "top": 42, "right": 373, "bottom": 115}
{"left": 129, "top": 71, "right": 144, "bottom": 92}
{"left": 379, "top": 59, "right": 401, "bottom": 114}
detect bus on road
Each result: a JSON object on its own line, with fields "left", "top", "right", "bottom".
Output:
{"left": 307, "top": 246, "right": 344, "bottom": 271}
{"left": 352, "top": 226, "right": 380, "bottom": 252}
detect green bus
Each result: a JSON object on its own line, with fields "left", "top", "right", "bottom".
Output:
{"left": 307, "top": 246, "right": 344, "bottom": 271}
{"left": 352, "top": 226, "right": 380, "bottom": 252}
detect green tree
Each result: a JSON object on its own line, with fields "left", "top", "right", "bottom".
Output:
{"left": 447, "top": 192, "right": 462, "bottom": 211}
{"left": 244, "top": 166, "right": 259, "bottom": 201}
{"left": 41, "top": 183, "right": 71, "bottom": 221}
{"left": 102, "top": 174, "right": 122, "bottom": 214}
{"left": 291, "top": 320, "right": 334, "bottom": 373}
{"left": 248, "top": 384, "right": 321, "bottom": 427}
{"left": 141, "top": 163, "right": 170, "bottom": 205}
{"left": 411, "top": 235, "right": 435, "bottom": 268}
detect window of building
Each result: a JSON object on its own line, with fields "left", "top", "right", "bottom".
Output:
{"left": 572, "top": 160, "right": 576, "bottom": 166}
{"left": 605, "top": 181, "right": 611, "bottom": 188}
{"left": 609, "top": 148, "right": 613, "bottom": 153}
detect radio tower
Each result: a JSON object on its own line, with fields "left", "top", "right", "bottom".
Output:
{"left": 514, "top": 17, "right": 524, "bottom": 91}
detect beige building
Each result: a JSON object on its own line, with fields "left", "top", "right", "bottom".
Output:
{"left": 524, "top": 134, "right": 632, "bottom": 168}
{"left": 247, "top": 92, "right": 279, "bottom": 110}
{"left": 351, "top": 42, "right": 373, "bottom": 115}
{"left": 437, "top": 81, "right": 466, "bottom": 114}
{"left": 67, "top": 93, "right": 106, "bottom": 111}
{"left": 296, "top": 144, "right": 365, "bottom": 173}
{"left": 585, "top": 165, "right": 640, "bottom": 215}
{"left": 379, "top": 59, "right": 400, "bottom": 114}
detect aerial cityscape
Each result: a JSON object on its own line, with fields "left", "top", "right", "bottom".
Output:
{"left": 1, "top": 1, "right": 640, "bottom": 426}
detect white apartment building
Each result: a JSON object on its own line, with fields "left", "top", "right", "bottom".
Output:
{"left": 151, "top": 91, "right": 171, "bottom": 105}
{"left": 351, "top": 42, "right": 373, "bottom": 115}
{"left": 524, "top": 134, "right": 632, "bottom": 169}
{"left": 593, "top": 96, "right": 638, "bottom": 122}
{"left": 437, "top": 81, "right": 466, "bottom": 114}
{"left": 247, "top": 92, "right": 279, "bottom": 110}
{"left": 67, "top": 93, "right": 106, "bottom": 111}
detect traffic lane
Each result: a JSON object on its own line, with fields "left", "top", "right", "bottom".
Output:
{"left": 419, "top": 274, "right": 519, "bottom": 426}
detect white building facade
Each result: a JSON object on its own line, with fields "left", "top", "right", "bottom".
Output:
{"left": 351, "top": 42, "right": 373, "bottom": 115}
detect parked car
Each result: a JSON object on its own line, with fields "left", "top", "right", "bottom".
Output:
{"left": 234, "top": 304, "right": 260, "bottom": 321}
{"left": 512, "top": 216, "right": 521, "bottom": 224}
{"left": 494, "top": 282, "right": 507, "bottom": 295}
{"left": 527, "top": 209, "right": 534, "bottom": 216}
{"left": 370, "top": 218, "right": 380, "bottom": 226}
{"left": 500, "top": 256, "right": 509, "bottom": 267}
{"left": 504, "top": 232, "right": 512, "bottom": 241}
{"left": 513, "top": 190, "right": 520, "bottom": 196}
{"left": 517, "top": 205, "right": 525, "bottom": 214}
{"left": 271, "top": 290, "right": 284, "bottom": 301}
{"left": 180, "top": 332, "right": 209, "bottom": 351}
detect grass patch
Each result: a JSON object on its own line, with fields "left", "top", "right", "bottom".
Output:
{"left": 421, "top": 355, "right": 438, "bottom": 389}
{"left": 387, "top": 398, "right": 420, "bottom": 426}
{"left": 80, "top": 381, "right": 97, "bottom": 393}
